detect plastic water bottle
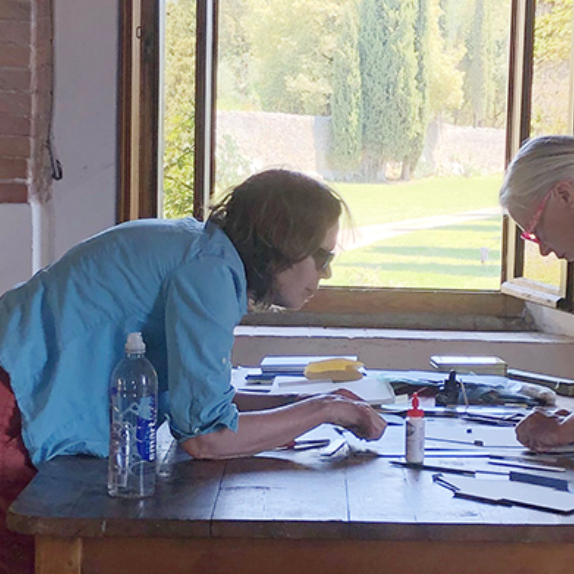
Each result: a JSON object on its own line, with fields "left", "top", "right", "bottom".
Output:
{"left": 405, "top": 392, "right": 425, "bottom": 464}
{"left": 108, "top": 332, "right": 158, "bottom": 498}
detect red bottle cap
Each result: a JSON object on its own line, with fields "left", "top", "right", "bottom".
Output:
{"left": 408, "top": 392, "right": 424, "bottom": 417}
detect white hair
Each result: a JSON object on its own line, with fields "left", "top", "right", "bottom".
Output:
{"left": 500, "top": 135, "right": 574, "bottom": 212}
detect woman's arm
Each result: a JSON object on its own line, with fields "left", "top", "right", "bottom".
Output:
{"left": 181, "top": 394, "right": 387, "bottom": 460}
{"left": 232, "top": 388, "right": 365, "bottom": 412}
{"left": 232, "top": 390, "right": 300, "bottom": 411}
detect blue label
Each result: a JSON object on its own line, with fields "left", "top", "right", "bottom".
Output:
{"left": 136, "top": 395, "right": 157, "bottom": 462}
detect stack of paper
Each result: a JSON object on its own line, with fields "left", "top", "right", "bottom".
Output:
{"left": 271, "top": 374, "right": 395, "bottom": 406}
{"left": 430, "top": 355, "right": 508, "bottom": 376}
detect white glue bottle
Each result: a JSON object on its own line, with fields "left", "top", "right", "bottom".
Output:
{"left": 405, "top": 392, "right": 425, "bottom": 464}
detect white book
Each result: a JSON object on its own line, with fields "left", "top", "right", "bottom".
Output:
{"left": 271, "top": 374, "right": 395, "bottom": 406}
{"left": 430, "top": 355, "right": 507, "bottom": 376}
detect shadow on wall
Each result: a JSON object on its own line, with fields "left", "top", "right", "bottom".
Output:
{"left": 216, "top": 111, "right": 505, "bottom": 181}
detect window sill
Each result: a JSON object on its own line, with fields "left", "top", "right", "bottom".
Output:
{"left": 242, "top": 287, "right": 530, "bottom": 331}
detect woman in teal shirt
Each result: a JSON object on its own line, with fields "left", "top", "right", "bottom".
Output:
{"left": 0, "top": 169, "right": 386, "bottom": 573}
{"left": 0, "top": 168, "right": 385, "bottom": 463}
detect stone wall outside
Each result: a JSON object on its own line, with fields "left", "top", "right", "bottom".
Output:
{"left": 216, "top": 110, "right": 505, "bottom": 181}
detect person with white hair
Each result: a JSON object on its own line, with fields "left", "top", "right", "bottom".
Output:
{"left": 500, "top": 135, "right": 574, "bottom": 451}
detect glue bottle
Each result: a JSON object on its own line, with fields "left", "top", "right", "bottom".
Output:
{"left": 405, "top": 392, "right": 425, "bottom": 464}
{"left": 108, "top": 332, "right": 158, "bottom": 498}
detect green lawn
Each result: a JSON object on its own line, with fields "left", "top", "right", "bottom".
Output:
{"left": 323, "top": 174, "right": 563, "bottom": 289}
{"left": 327, "top": 216, "right": 503, "bottom": 290}
{"left": 332, "top": 174, "right": 503, "bottom": 228}
{"left": 324, "top": 175, "right": 504, "bottom": 290}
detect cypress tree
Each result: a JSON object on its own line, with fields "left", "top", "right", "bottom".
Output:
{"left": 359, "top": 0, "right": 419, "bottom": 181}
{"left": 330, "top": 2, "right": 363, "bottom": 174}
{"left": 403, "top": 0, "right": 430, "bottom": 180}
{"left": 464, "top": 0, "right": 495, "bottom": 127}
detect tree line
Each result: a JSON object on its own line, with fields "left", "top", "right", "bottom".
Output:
{"left": 163, "top": 0, "right": 569, "bottom": 217}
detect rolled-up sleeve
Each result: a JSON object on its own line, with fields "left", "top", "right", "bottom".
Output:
{"left": 164, "top": 256, "right": 245, "bottom": 441}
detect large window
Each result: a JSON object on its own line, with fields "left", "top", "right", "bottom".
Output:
{"left": 211, "top": 0, "right": 510, "bottom": 291}
{"left": 121, "top": 0, "right": 574, "bottom": 325}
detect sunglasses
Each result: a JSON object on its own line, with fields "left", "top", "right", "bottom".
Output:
{"left": 520, "top": 189, "right": 553, "bottom": 244}
{"left": 312, "top": 247, "right": 336, "bottom": 272}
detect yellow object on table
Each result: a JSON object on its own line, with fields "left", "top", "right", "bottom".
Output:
{"left": 304, "top": 358, "right": 365, "bottom": 382}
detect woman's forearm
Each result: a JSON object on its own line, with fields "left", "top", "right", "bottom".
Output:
{"left": 232, "top": 390, "right": 299, "bottom": 411}
{"left": 181, "top": 395, "right": 386, "bottom": 460}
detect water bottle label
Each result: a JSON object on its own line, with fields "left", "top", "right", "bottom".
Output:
{"left": 136, "top": 395, "right": 156, "bottom": 462}
{"left": 109, "top": 394, "right": 157, "bottom": 482}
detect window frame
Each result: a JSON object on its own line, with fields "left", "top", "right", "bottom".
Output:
{"left": 119, "top": 0, "right": 574, "bottom": 326}
{"left": 501, "top": 0, "right": 574, "bottom": 312}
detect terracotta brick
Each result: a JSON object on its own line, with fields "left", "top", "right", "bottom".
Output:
{"left": 0, "top": 157, "right": 27, "bottom": 179}
{"left": 0, "top": 90, "right": 31, "bottom": 116}
{"left": 0, "top": 135, "right": 30, "bottom": 158}
{"left": 34, "top": 0, "right": 50, "bottom": 20}
{"left": 0, "top": 113, "right": 31, "bottom": 137}
{"left": 32, "top": 63, "right": 50, "bottom": 93}
{"left": 32, "top": 37, "right": 52, "bottom": 69}
{"left": 32, "top": 96, "right": 51, "bottom": 127}
{"left": 0, "top": 68, "right": 31, "bottom": 91}
{"left": 0, "top": 42, "right": 30, "bottom": 68}
{"left": 0, "top": 1, "right": 31, "bottom": 22}
{"left": 0, "top": 136, "right": 30, "bottom": 158}
{"left": 33, "top": 12, "right": 52, "bottom": 42}
{"left": 0, "top": 21, "right": 31, "bottom": 46}
{"left": 0, "top": 182, "right": 28, "bottom": 203}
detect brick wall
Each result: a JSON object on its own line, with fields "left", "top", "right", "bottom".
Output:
{"left": 0, "top": 0, "right": 53, "bottom": 204}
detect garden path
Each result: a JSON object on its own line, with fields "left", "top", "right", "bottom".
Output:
{"left": 338, "top": 206, "right": 503, "bottom": 253}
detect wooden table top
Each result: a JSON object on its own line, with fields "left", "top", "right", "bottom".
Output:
{"left": 9, "top": 414, "right": 574, "bottom": 544}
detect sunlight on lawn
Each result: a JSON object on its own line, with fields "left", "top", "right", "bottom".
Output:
{"left": 323, "top": 175, "right": 504, "bottom": 290}
{"left": 326, "top": 217, "right": 503, "bottom": 290}
{"left": 332, "top": 175, "right": 503, "bottom": 229}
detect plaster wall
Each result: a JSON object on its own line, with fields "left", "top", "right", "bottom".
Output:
{"left": 0, "top": 0, "right": 118, "bottom": 297}
{"left": 0, "top": 204, "right": 32, "bottom": 294}
{"left": 50, "top": 0, "right": 117, "bottom": 261}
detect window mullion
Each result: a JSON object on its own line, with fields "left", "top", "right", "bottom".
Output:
{"left": 193, "top": 0, "right": 219, "bottom": 221}
{"left": 503, "top": 0, "right": 535, "bottom": 284}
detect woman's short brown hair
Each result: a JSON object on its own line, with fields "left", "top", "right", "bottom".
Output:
{"left": 209, "top": 169, "right": 344, "bottom": 304}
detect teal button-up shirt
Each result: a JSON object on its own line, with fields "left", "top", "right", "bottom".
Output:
{"left": 0, "top": 218, "right": 247, "bottom": 465}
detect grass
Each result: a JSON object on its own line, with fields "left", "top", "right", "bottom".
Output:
{"left": 320, "top": 174, "right": 504, "bottom": 289}
{"left": 322, "top": 173, "right": 563, "bottom": 289}
{"left": 331, "top": 174, "right": 503, "bottom": 228}
{"left": 327, "top": 216, "right": 503, "bottom": 290}
{"left": 523, "top": 243, "right": 562, "bottom": 287}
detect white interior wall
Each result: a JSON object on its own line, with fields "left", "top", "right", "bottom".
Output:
{"left": 51, "top": 0, "right": 117, "bottom": 261}
{"left": 0, "top": 0, "right": 118, "bottom": 299}
{"left": 0, "top": 204, "right": 32, "bottom": 294}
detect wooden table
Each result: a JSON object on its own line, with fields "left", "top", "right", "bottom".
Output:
{"left": 9, "top": 415, "right": 574, "bottom": 574}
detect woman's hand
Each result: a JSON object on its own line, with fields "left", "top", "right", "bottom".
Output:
{"left": 323, "top": 394, "right": 387, "bottom": 440}
{"left": 515, "top": 408, "right": 574, "bottom": 451}
{"left": 183, "top": 392, "right": 387, "bottom": 460}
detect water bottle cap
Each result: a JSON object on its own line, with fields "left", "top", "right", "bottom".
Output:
{"left": 125, "top": 332, "right": 146, "bottom": 354}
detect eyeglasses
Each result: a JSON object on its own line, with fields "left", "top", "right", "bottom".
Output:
{"left": 312, "top": 247, "right": 335, "bottom": 272}
{"left": 520, "top": 189, "right": 553, "bottom": 244}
